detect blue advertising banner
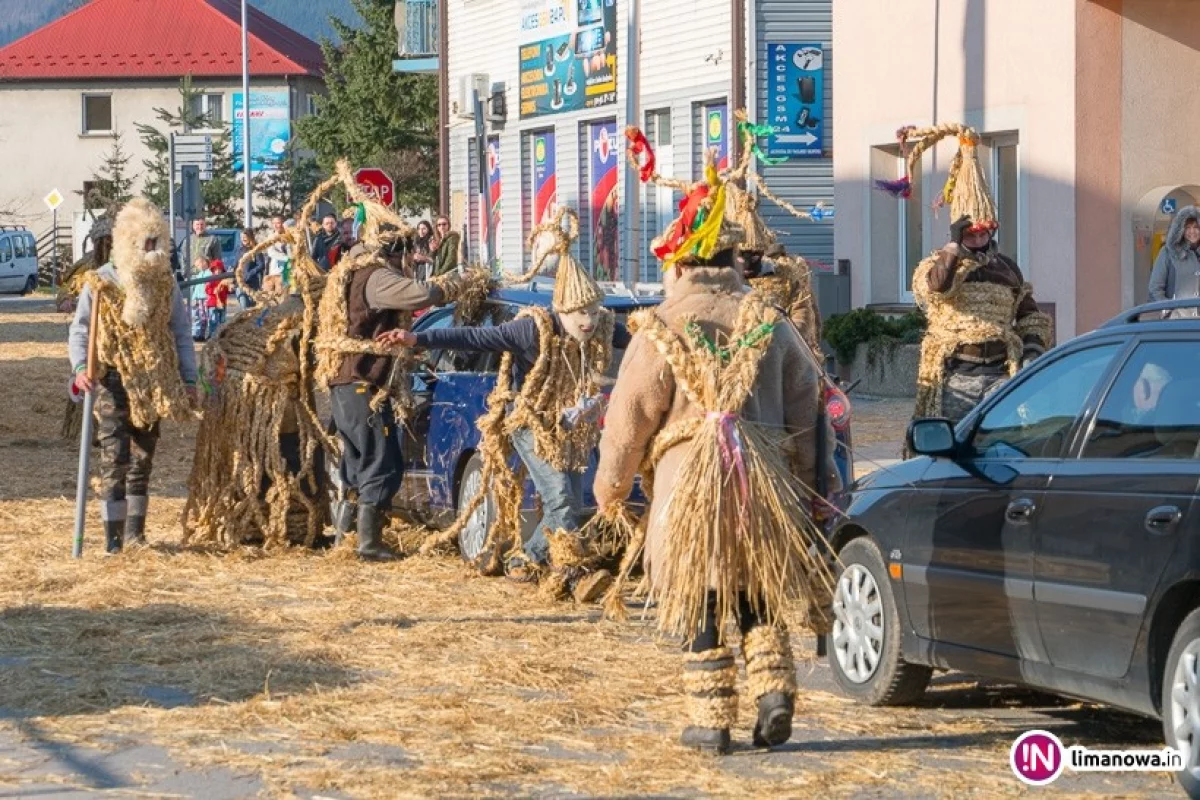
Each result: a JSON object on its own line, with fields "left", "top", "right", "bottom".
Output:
{"left": 765, "top": 43, "right": 824, "bottom": 158}
{"left": 232, "top": 90, "right": 291, "bottom": 173}
{"left": 486, "top": 136, "right": 503, "bottom": 266}
{"left": 518, "top": 0, "right": 617, "bottom": 119}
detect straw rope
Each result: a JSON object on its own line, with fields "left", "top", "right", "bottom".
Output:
{"left": 743, "top": 625, "right": 797, "bottom": 700}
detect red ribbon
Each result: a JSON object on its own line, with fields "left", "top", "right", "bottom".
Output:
{"left": 625, "top": 128, "right": 657, "bottom": 184}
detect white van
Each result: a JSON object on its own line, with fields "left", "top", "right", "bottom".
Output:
{"left": 0, "top": 226, "right": 39, "bottom": 295}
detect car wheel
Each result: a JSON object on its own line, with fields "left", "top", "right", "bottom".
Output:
{"left": 21, "top": 276, "right": 36, "bottom": 296}
{"left": 1161, "top": 607, "right": 1200, "bottom": 797}
{"left": 829, "top": 537, "right": 932, "bottom": 705}
{"left": 456, "top": 453, "right": 495, "bottom": 563}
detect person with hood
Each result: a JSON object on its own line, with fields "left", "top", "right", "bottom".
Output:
{"left": 387, "top": 208, "right": 626, "bottom": 602}
{"left": 1149, "top": 206, "right": 1200, "bottom": 317}
{"left": 888, "top": 124, "right": 1053, "bottom": 424}
{"left": 69, "top": 199, "right": 198, "bottom": 553}
{"left": 594, "top": 137, "right": 840, "bottom": 755}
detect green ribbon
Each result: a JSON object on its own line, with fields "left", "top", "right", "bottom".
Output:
{"left": 354, "top": 202, "right": 367, "bottom": 224}
{"left": 737, "top": 121, "right": 789, "bottom": 166}
{"left": 685, "top": 321, "right": 777, "bottom": 365}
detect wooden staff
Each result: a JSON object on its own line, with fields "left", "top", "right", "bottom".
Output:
{"left": 71, "top": 289, "right": 101, "bottom": 559}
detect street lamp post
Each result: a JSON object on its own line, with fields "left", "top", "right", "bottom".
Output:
{"left": 241, "top": 0, "right": 253, "bottom": 227}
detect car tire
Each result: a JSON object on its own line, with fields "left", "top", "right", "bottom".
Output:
{"left": 828, "top": 537, "right": 932, "bottom": 706}
{"left": 20, "top": 276, "right": 36, "bottom": 296}
{"left": 1161, "top": 607, "right": 1200, "bottom": 798}
{"left": 456, "top": 453, "right": 496, "bottom": 563}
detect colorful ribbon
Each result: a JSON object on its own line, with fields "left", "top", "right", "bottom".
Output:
{"left": 625, "top": 127, "right": 657, "bottom": 183}
{"left": 709, "top": 411, "right": 750, "bottom": 536}
{"left": 736, "top": 121, "right": 788, "bottom": 166}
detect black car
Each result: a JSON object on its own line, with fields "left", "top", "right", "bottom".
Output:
{"left": 826, "top": 298, "right": 1200, "bottom": 796}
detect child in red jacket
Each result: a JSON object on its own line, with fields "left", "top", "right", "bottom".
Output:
{"left": 204, "top": 258, "right": 232, "bottom": 337}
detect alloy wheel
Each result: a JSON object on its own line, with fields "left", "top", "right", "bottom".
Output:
{"left": 1169, "top": 639, "right": 1200, "bottom": 779}
{"left": 832, "top": 563, "right": 885, "bottom": 684}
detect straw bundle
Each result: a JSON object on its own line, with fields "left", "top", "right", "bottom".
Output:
{"left": 879, "top": 123, "right": 998, "bottom": 232}
{"left": 629, "top": 294, "right": 837, "bottom": 643}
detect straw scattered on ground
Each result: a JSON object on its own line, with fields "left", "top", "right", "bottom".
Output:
{"left": 0, "top": 297, "right": 1169, "bottom": 798}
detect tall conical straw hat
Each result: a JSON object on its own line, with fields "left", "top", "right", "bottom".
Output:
{"left": 879, "top": 123, "right": 998, "bottom": 233}
{"left": 506, "top": 207, "right": 603, "bottom": 313}
{"left": 724, "top": 181, "right": 775, "bottom": 253}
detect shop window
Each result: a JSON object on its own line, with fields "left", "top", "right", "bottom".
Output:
{"left": 82, "top": 94, "right": 112, "bottom": 134}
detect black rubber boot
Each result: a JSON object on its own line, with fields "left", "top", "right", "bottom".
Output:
{"left": 680, "top": 726, "right": 732, "bottom": 755}
{"left": 752, "top": 692, "right": 795, "bottom": 748}
{"left": 124, "top": 516, "right": 146, "bottom": 547}
{"left": 104, "top": 520, "right": 125, "bottom": 555}
{"left": 332, "top": 500, "right": 356, "bottom": 547}
{"left": 356, "top": 505, "right": 398, "bottom": 562}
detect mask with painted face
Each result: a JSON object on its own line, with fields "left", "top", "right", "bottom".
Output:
{"left": 558, "top": 304, "right": 601, "bottom": 343}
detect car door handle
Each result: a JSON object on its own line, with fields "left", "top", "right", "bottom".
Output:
{"left": 1005, "top": 498, "right": 1037, "bottom": 522}
{"left": 1145, "top": 505, "right": 1183, "bottom": 535}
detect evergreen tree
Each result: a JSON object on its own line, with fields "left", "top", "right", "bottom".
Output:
{"left": 77, "top": 132, "right": 137, "bottom": 210}
{"left": 135, "top": 76, "right": 242, "bottom": 226}
{"left": 298, "top": 0, "right": 438, "bottom": 212}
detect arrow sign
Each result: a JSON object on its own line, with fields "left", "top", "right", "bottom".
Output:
{"left": 810, "top": 204, "right": 835, "bottom": 221}
{"left": 776, "top": 132, "right": 818, "bottom": 146}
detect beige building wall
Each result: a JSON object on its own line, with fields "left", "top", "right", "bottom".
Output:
{"left": 0, "top": 77, "right": 319, "bottom": 234}
{"left": 835, "top": 0, "right": 1078, "bottom": 335}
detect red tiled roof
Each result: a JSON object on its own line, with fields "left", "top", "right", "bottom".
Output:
{"left": 0, "top": 0, "right": 324, "bottom": 80}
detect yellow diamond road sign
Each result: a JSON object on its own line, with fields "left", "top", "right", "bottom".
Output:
{"left": 44, "top": 189, "right": 64, "bottom": 211}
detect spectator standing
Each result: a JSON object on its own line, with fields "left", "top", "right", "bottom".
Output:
{"left": 237, "top": 228, "right": 266, "bottom": 309}
{"left": 190, "top": 255, "right": 212, "bottom": 340}
{"left": 311, "top": 213, "right": 347, "bottom": 272}
{"left": 412, "top": 220, "right": 435, "bottom": 280}
{"left": 204, "top": 258, "right": 232, "bottom": 336}
{"left": 431, "top": 216, "right": 461, "bottom": 277}
{"left": 180, "top": 217, "right": 221, "bottom": 279}
{"left": 1149, "top": 206, "right": 1200, "bottom": 318}
{"left": 264, "top": 214, "right": 293, "bottom": 296}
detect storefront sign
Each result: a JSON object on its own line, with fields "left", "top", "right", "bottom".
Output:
{"left": 588, "top": 120, "right": 619, "bottom": 280}
{"left": 518, "top": 0, "right": 617, "bottom": 119}
{"left": 765, "top": 43, "right": 824, "bottom": 158}
{"left": 532, "top": 130, "right": 558, "bottom": 226}
{"left": 486, "top": 135, "right": 503, "bottom": 266}
{"left": 232, "top": 89, "right": 291, "bottom": 173}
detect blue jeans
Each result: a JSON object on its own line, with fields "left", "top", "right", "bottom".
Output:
{"left": 509, "top": 426, "right": 583, "bottom": 565}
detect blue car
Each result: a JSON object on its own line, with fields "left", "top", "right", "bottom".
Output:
{"left": 391, "top": 284, "right": 658, "bottom": 560}
{"left": 394, "top": 283, "right": 853, "bottom": 562}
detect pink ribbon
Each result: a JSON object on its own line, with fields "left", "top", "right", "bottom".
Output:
{"left": 709, "top": 412, "right": 750, "bottom": 533}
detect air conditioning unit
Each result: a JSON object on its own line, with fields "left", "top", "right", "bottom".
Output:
{"left": 454, "top": 73, "right": 490, "bottom": 119}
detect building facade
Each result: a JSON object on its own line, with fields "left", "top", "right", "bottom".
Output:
{"left": 419, "top": 0, "right": 834, "bottom": 296}
{"left": 835, "top": 0, "right": 1200, "bottom": 339}
{"left": 0, "top": 0, "right": 324, "bottom": 235}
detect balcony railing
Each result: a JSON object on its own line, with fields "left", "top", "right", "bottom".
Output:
{"left": 396, "top": 0, "right": 439, "bottom": 58}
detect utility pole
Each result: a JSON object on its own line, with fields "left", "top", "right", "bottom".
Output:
{"left": 241, "top": 0, "right": 253, "bottom": 227}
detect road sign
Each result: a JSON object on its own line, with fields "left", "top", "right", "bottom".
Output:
{"left": 355, "top": 168, "right": 395, "bottom": 207}
{"left": 766, "top": 42, "right": 825, "bottom": 158}
{"left": 44, "top": 188, "right": 64, "bottom": 211}
{"left": 173, "top": 133, "right": 214, "bottom": 181}
{"left": 1162, "top": 197, "right": 1178, "bottom": 215}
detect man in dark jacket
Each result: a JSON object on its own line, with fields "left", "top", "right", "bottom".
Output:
{"left": 326, "top": 228, "right": 459, "bottom": 561}
{"left": 311, "top": 213, "right": 347, "bottom": 272}
{"left": 1149, "top": 206, "right": 1200, "bottom": 317}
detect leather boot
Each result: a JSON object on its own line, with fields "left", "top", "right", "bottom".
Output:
{"left": 744, "top": 625, "right": 797, "bottom": 748}
{"left": 104, "top": 520, "right": 125, "bottom": 555}
{"left": 124, "top": 516, "right": 146, "bottom": 547}
{"left": 680, "top": 646, "right": 737, "bottom": 755}
{"left": 332, "top": 500, "right": 356, "bottom": 547}
{"left": 356, "top": 505, "right": 398, "bottom": 562}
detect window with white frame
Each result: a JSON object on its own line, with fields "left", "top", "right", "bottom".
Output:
{"left": 187, "top": 92, "right": 224, "bottom": 130}
{"left": 980, "top": 133, "right": 1019, "bottom": 256}
{"left": 899, "top": 151, "right": 924, "bottom": 301}
{"left": 640, "top": 108, "right": 672, "bottom": 282}
{"left": 82, "top": 94, "right": 112, "bottom": 134}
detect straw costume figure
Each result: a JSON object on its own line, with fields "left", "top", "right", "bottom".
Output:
{"left": 314, "top": 161, "right": 488, "bottom": 561}
{"left": 409, "top": 207, "right": 625, "bottom": 603}
{"left": 61, "top": 214, "right": 116, "bottom": 440}
{"left": 880, "top": 124, "right": 1053, "bottom": 424}
{"left": 68, "top": 198, "right": 198, "bottom": 554}
{"left": 593, "top": 131, "right": 840, "bottom": 754}
{"left": 182, "top": 173, "right": 345, "bottom": 550}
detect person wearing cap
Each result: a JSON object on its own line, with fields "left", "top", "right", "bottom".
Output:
{"left": 318, "top": 218, "right": 466, "bottom": 562}
{"left": 894, "top": 124, "right": 1053, "bottom": 424}
{"left": 594, "top": 139, "right": 840, "bottom": 755}
{"left": 383, "top": 208, "right": 627, "bottom": 599}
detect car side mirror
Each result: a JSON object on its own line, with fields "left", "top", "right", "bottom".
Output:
{"left": 908, "top": 418, "right": 957, "bottom": 458}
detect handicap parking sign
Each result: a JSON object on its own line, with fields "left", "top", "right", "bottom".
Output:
{"left": 1162, "top": 197, "right": 1178, "bottom": 215}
